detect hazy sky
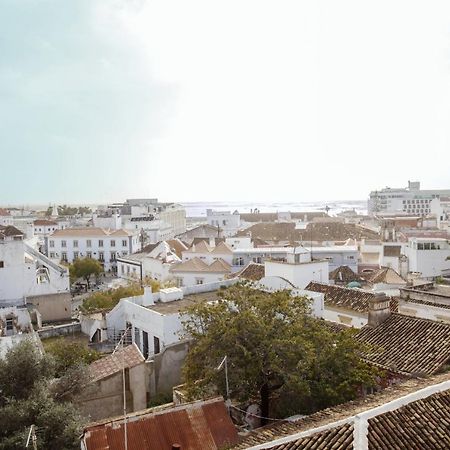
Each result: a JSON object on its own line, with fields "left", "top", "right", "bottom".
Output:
{"left": 1, "top": 0, "right": 450, "bottom": 205}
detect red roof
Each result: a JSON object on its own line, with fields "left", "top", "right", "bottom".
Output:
{"left": 33, "top": 219, "right": 58, "bottom": 226}
{"left": 83, "top": 397, "right": 239, "bottom": 450}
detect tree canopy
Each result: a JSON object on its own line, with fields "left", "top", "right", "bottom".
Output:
{"left": 182, "top": 284, "right": 378, "bottom": 422}
{"left": 0, "top": 340, "right": 88, "bottom": 449}
{"left": 70, "top": 257, "right": 103, "bottom": 287}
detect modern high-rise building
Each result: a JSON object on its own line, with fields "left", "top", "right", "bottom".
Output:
{"left": 368, "top": 181, "right": 450, "bottom": 216}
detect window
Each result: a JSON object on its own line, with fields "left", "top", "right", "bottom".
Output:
{"left": 417, "top": 243, "right": 424, "bottom": 250}
{"left": 86, "top": 251, "right": 92, "bottom": 258}
{"left": 6, "top": 319, "right": 13, "bottom": 331}
{"left": 110, "top": 251, "right": 116, "bottom": 262}
{"left": 73, "top": 252, "right": 79, "bottom": 259}
{"left": 0, "top": 261, "right": 4, "bottom": 268}
{"left": 49, "top": 240, "right": 54, "bottom": 248}
{"left": 111, "top": 240, "right": 115, "bottom": 247}
{"left": 99, "top": 252, "right": 104, "bottom": 261}
{"left": 196, "top": 278, "right": 204, "bottom": 285}
{"left": 86, "top": 239, "right": 91, "bottom": 247}
{"left": 142, "top": 331, "right": 149, "bottom": 359}
{"left": 98, "top": 240, "right": 103, "bottom": 247}
{"left": 73, "top": 240, "right": 78, "bottom": 248}
{"left": 122, "top": 240, "right": 127, "bottom": 247}
{"left": 62, "top": 252, "right": 67, "bottom": 262}
{"left": 348, "top": 256, "right": 355, "bottom": 260}
{"left": 134, "top": 327, "right": 141, "bottom": 348}
{"left": 233, "top": 257, "right": 245, "bottom": 266}
{"left": 424, "top": 243, "right": 431, "bottom": 250}
{"left": 121, "top": 265, "right": 125, "bottom": 274}
{"left": 49, "top": 252, "right": 55, "bottom": 258}
{"left": 253, "top": 257, "right": 262, "bottom": 264}
{"left": 127, "top": 266, "right": 130, "bottom": 274}
{"left": 154, "top": 336, "right": 161, "bottom": 354}
{"left": 61, "top": 240, "right": 67, "bottom": 248}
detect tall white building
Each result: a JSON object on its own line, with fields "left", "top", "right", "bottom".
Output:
{"left": 368, "top": 181, "right": 450, "bottom": 216}
{"left": 206, "top": 209, "right": 241, "bottom": 237}
{"left": 0, "top": 225, "right": 69, "bottom": 305}
{"left": 46, "top": 228, "right": 139, "bottom": 271}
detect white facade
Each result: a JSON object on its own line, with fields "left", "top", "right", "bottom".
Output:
{"left": 265, "top": 259, "right": 329, "bottom": 289}
{"left": 206, "top": 209, "right": 241, "bottom": 237}
{"left": 0, "top": 228, "right": 70, "bottom": 305}
{"left": 430, "top": 196, "right": 450, "bottom": 231}
{"left": 0, "top": 210, "right": 13, "bottom": 227}
{"left": 310, "top": 245, "right": 358, "bottom": 272}
{"left": 368, "top": 180, "right": 450, "bottom": 215}
{"left": 46, "top": 228, "right": 139, "bottom": 271}
{"left": 404, "top": 238, "right": 450, "bottom": 278}
{"left": 33, "top": 220, "right": 59, "bottom": 238}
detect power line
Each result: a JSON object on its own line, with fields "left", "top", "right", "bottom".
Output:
{"left": 230, "top": 405, "right": 287, "bottom": 422}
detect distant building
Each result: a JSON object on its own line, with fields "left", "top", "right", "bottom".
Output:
{"left": 206, "top": 209, "right": 241, "bottom": 237}
{"left": 0, "top": 208, "right": 13, "bottom": 227}
{"left": 368, "top": 180, "right": 450, "bottom": 215}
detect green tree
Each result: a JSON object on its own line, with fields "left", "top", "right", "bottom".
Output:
{"left": 44, "top": 338, "right": 101, "bottom": 375}
{"left": 80, "top": 284, "right": 144, "bottom": 313}
{"left": 70, "top": 258, "right": 103, "bottom": 288}
{"left": 0, "top": 340, "right": 86, "bottom": 450}
{"left": 182, "top": 284, "right": 378, "bottom": 423}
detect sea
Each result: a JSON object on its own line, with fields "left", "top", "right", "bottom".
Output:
{"left": 181, "top": 200, "right": 368, "bottom": 218}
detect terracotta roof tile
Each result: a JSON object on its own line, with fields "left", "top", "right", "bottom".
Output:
{"left": 229, "top": 262, "right": 265, "bottom": 282}
{"left": 0, "top": 225, "right": 24, "bottom": 238}
{"left": 383, "top": 245, "right": 401, "bottom": 257}
{"left": 90, "top": 344, "right": 144, "bottom": 382}
{"left": 306, "top": 282, "right": 378, "bottom": 313}
{"left": 329, "top": 266, "right": 364, "bottom": 284}
{"left": 356, "top": 313, "right": 450, "bottom": 375}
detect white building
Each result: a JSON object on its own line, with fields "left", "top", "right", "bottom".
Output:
{"left": 0, "top": 225, "right": 70, "bottom": 306}
{"left": 368, "top": 180, "right": 450, "bottom": 216}
{"left": 181, "top": 240, "right": 234, "bottom": 265}
{"left": 430, "top": 196, "right": 450, "bottom": 231}
{"left": 117, "top": 240, "right": 187, "bottom": 283}
{"left": 403, "top": 237, "right": 450, "bottom": 279}
{"left": 0, "top": 209, "right": 13, "bottom": 227}
{"left": 33, "top": 219, "right": 59, "bottom": 238}
{"left": 170, "top": 257, "right": 232, "bottom": 287}
{"left": 46, "top": 227, "right": 139, "bottom": 271}
{"left": 206, "top": 209, "right": 241, "bottom": 237}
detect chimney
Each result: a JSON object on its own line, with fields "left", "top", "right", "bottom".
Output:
{"left": 142, "top": 286, "right": 154, "bottom": 306}
{"left": 368, "top": 293, "right": 391, "bottom": 327}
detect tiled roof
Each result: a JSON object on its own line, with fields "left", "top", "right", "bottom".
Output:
{"left": 368, "top": 390, "right": 450, "bottom": 449}
{"left": 90, "top": 344, "right": 144, "bottom": 382}
{"left": 383, "top": 245, "right": 401, "bottom": 257}
{"left": 306, "top": 282, "right": 377, "bottom": 313}
{"left": 33, "top": 219, "right": 57, "bottom": 226}
{"left": 229, "top": 262, "right": 266, "bottom": 281}
{"left": 0, "top": 225, "right": 24, "bottom": 238}
{"left": 211, "top": 241, "right": 233, "bottom": 255}
{"left": 51, "top": 227, "right": 132, "bottom": 237}
{"left": 186, "top": 240, "right": 213, "bottom": 253}
{"left": 83, "top": 397, "right": 239, "bottom": 450}
{"left": 266, "top": 423, "right": 353, "bottom": 450}
{"left": 400, "top": 297, "right": 450, "bottom": 310}
{"left": 236, "top": 223, "right": 379, "bottom": 243}
{"left": 171, "top": 257, "right": 231, "bottom": 273}
{"left": 361, "top": 267, "right": 406, "bottom": 285}
{"left": 191, "top": 237, "right": 226, "bottom": 246}
{"left": 329, "top": 265, "right": 364, "bottom": 284}
{"left": 240, "top": 212, "right": 328, "bottom": 223}
{"left": 166, "top": 239, "right": 189, "bottom": 258}
{"left": 232, "top": 373, "right": 450, "bottom": 450}
{"left": 356, "top": 313, "right": 450, "bottom": 375}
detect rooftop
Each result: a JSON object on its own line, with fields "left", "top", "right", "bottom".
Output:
{"left": 33, "top": 219, "right": 58, "bottom": 226}
{"left": 0, "top": 225, "right": 24, "bottom": 239}
{"left": 171, "top": 257, "right": 231, "bottom": 273}
{"left": 229, "top": 262, "right": 266, "bottom": 282}
{"left": 89, "top": 344, "right": 144, "bottom": 382}
{"left": 356, "top": 313, "right": 450, "bottom": 375}
{"left": 306, "top": 282, "right": 380, "bottom": 314}
{"left": 361, "top": 267, "right": 406, "bottom": 285}
{"left": 83, "top": 397, "right": 239, "bottom": 450}
{"left": 232, "top": 372, "right": 450, "bottom": 450}
{"left": 329, "top": 265, "right": 364, "bottom": 284}
{"left": 0, "top": 208, "right": 11, "bottom": 216}
{"left": 147, "top": 290, "right": 222, "bottom": 315}
{"left": 50, "top": 227, "right": 133, "bottom": 237}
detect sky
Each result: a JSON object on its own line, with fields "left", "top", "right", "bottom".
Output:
{"left": 1, "top": 0, "right": 450, "bottom": 205}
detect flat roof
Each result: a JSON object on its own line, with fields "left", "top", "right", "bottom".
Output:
{"left": 147, "top": 290, "right": 221, "bottom": 315}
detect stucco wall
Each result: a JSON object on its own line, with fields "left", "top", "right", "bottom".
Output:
{"left": 27, "top": 292, "right": 72, "bottom": 322}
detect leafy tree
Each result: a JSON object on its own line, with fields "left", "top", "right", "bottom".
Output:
{"left": 70, "top": 257, "right": 103, "bottom": 288}
{"left": 80, "top": 284, "right": 144, "bottom": 313}
{"left": 44, "top": 338, "right": 101, "bottom": 375}
{"left": 182, "top": 284, "right": 378, "bottom": 423}
{"left": 0, "top": 340, "right": 86, "bottom": 450}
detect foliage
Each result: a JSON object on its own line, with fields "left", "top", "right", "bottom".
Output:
{"left": 0, "top": 340, "right": 86, "bottom": 450}
{"left": 147, "top": 391, "right": 173, "bottom": 408}
{"left": 182, "top": 284, "right": 378, "bottom": 422}
{"left": 70, "top": 258, "right": 103, "bottom": 288}
{"left": 57, "top": 205, "right": 92, "bottom": 216}
{"left": 44, "top": 338, "right": 101, "bottom": 375}
{"left": 80, "top": 284, "right": 144, "bottom": 313}
{"left": 435, "top": 276, "right": 446, "bottom": 284}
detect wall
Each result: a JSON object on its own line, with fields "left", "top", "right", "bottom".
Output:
{"left": 38, "top": 322, "right": 81, "bottom": 339}
{"left": 398, "top": 299, "right": 450, "bottom": 324}
{"left": 174, "top": 271, "right": 227, "bottom": 287}
{"left": 265, "top": 260, "right": 329, "bottom": 289}
{"left": 323, "top": 306, "right": 368, "bottom": 328}
{"left": 26, "top": 292, "right": 71, "bottom": 322}
{"left": 0, "top": 239, "right": 28, "bottom": 303}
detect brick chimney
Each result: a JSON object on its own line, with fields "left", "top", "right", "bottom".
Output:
{"left": 368, "top": 293, "right": 391, "bottom": 327}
